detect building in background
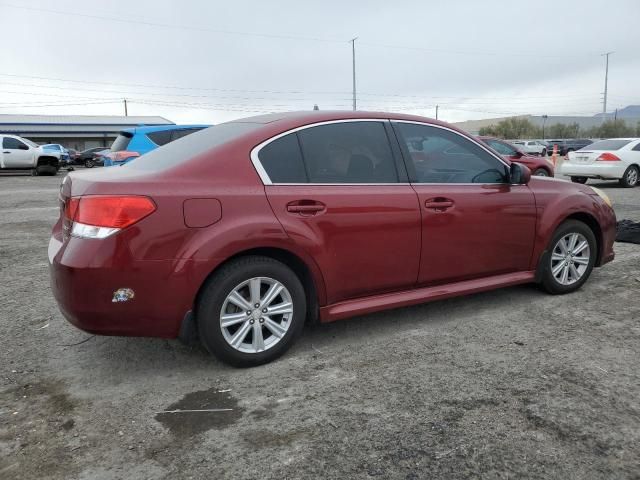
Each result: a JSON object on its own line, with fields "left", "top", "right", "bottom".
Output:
{"left": 0, "top": 114, "right": 174, "bottom": 151}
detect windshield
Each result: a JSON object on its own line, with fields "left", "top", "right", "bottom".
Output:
{"left": 43, "top": 145, "right": 60, "bottom": 151}
{"left": 583, "top": 139, "right": 632, "bottom": 151}
{"left": 127, "top": 122, "right": 260, "bottom": 171}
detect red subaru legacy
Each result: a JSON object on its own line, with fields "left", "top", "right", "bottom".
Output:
{"left": 479, "top": 136, "right": 556, "bottom": 177}
{"left": 49, "top": 111, "right": 616, "bottom": 366}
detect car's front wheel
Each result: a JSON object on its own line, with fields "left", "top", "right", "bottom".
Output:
{"left": 571, "top": 176, "right": 588, "bottom": 184}
{"left": 619, "top": 165, "right": 639, "bottom": 188}
{"left": 85, "top": 159, "right": 95, "bottom": 168}
{"left": 197, "top": 256, "right": 307, "bottom": 367}
{"left": 533, "top": 168, "right": 549, "bottom": 177}
{"left": 541, "top": 149, "right": 547, "bottom": 156}
{"left": 539, "top": 220, "right": 596, "bottom": 295}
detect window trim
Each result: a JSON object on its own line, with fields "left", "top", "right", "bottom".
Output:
{"left": 251, "top": 119, "right": 408, "bottom": 186}
{"left": 390, "top": 120, "right": 511, "bottom": 185}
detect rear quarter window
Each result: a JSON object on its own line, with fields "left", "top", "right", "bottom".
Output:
{"left": 146, "top": 130, "right": 173, "bottom": 146}
{"left": 258, "top": 133, "right": 308, "bottom": 183}
{"left": 585, "top": 139, "right": 632, "bottom": 150}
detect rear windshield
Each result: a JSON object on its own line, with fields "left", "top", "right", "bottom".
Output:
{"left": 583, "top": 139, "right": 631, "bottom": 151}
{"left": 126, "top": 122, "right": 259, "bottom": 171}
{"left": 111, "top": 132, "right": 133, "bottom": 152}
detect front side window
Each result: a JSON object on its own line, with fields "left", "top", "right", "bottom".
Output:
{"left": 3, "top": 137, "right": 28, "bottom": 150}
{"left": 296, "top": 122, "right": 398, "bottom": 183}
{"left": 395, "top": 123, "right": 508, "bottom": 184}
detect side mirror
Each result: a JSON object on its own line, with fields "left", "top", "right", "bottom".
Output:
{"left": 512, "top": 150, "right": 523, "bottom": 158}
{"left": 19, "top": 144, "right": 29, "bottom": 150}
{"left": 510, "top": 162, "right": 531, "bottom": 185}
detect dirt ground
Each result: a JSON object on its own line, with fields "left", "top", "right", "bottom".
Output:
{"left": 1, "top": 171, "right": 639, "bottom": 480}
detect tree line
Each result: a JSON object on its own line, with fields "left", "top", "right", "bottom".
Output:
{"left": 478, "top": 118, "right": 640, "bottom": 139}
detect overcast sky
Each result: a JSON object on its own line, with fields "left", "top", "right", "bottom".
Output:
{"left": 1, "top": 0, "right": 638, "bottom": 124}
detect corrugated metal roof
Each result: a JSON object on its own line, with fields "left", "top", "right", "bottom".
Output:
{"left": 0, "top": 114, "right": 173, "bottom": 126}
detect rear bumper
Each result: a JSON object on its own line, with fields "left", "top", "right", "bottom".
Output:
{"left": 560, "top": 162, "right": 627, "bottom": 179}
{"left": 48, "top": 235, "right": 211, "bottom": 338}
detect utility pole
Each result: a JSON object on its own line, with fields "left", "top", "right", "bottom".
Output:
{"left": 601, "top": 52, "right": 613, "bottom": 116}
{"left": 435, "top": 105, "right": 439, "bottom": 120}
{"left": 542, "top": 114, "right": 548, "bottom": 140}
{"left": 123, "top": 98, "right": 128, "bottom": 116}
{"left": 351, "top": 37, "right": 358, "bottom": 111}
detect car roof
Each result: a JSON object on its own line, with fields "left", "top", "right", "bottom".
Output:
{"left": 120, "top": 124, "right": 211, "bottom": 134}
{"left": 224, "top": 110, "right": 464, "bottom": 135}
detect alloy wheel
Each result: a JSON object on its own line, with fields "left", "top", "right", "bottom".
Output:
{"left": 219, "top": 277, "right": 293, "bottom": 354}
{"left": 550, "top": 233, "right": 590, "bottom": 286}
{"left": 626, "top": 167, "right": 638, "bottom": 186}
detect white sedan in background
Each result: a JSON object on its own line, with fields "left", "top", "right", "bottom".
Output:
{"left": 511, "top": 140, "right": 547, "bottom": 156}
{"left": 561, "top": 138, "right": 640, "bottom": 187}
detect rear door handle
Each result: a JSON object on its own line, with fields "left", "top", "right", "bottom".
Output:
{"left": 424, "top": 198, "right": 454, "bottom": 210}
{"left": 286, "top": 201, "right": 326, "bottom": 215}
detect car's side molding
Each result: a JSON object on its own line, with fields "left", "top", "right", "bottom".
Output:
{"left": 320, "top": 270, "right": 536, "bottom": 322}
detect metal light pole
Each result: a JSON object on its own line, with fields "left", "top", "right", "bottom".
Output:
{"left": 602, "top": 52, "right": 613, "bottom": 116}
{"left": 435, "top": 104, "right": 439, "bottom": 120}
{"left": 542, "top": 114, "right": 548, "bottom": 140}
{"left": 351, "top": 37, "right": 358, "bottom": 111}
{"left": 123, "top": 98, "right": 128, "bottom": 116}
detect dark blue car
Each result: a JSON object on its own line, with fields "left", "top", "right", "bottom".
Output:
{"left": 104, "top": 124, "right": 210, "bottom": 166}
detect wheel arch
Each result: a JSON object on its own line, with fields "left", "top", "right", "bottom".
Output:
{"left": 37, "top": 155, "right": 59, "bottom": 168}
{"left": 559, "top": 212, "right": 603, "bottom": 266}
{"left": 193, "top": 246, "right": 325, "bottom": 327}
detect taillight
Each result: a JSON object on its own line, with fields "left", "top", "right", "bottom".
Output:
{"left": 110, "top": 151, "right": 140, "bottom": 163}
{"left": 64, "top": 195, "right": 156, "bottom": 239}
{"left": 596, "top": 152, "right": 620, "bottom": 161}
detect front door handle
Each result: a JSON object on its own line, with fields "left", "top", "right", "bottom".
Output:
{"left": 424, "top": 198, "right": 454, "bottom": 210}
{"left": 286, "top": 200, "right": 326, "bottom": 215}
{"left": 3, "top": 151, "right": 10, "bottom": 154}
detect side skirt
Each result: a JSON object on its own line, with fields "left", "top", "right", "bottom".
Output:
{"left": 320, "top": 271, "right": 536, "bottom": 322}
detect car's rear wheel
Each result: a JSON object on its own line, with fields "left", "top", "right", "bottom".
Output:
{"left": 539, "top": 220, "right": 596, "bottom": 294}
{"left": 619, "top": 165, "right": 639, "bottom": 188}
{"left": 197, "top": 256, "right": 306, "bottom": 367}
{"left": 533, "top": 168, "right": 549, "bottom": 177}
{"left": 541, "top": 149, "right": 547, "bottom": 156}
{"left": 571, "top": 176, "right": 588, "bottom": 184}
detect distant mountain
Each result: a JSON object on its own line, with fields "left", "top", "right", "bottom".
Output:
{"left": 595, "top": 105, "right": 640, "bottom": 118}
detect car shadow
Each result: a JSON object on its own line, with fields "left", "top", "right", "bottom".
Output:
{"left": 69, "top": 282, "right": 545, "bottom": 376}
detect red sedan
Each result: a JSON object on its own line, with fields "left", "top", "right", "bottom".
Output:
{"left": 49, "top": 111, "right": 616, "bottom": 366}
{"left": 479, "top": 136, "right": 556, "bottom": 177}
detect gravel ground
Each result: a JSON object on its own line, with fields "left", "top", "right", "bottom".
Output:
{"left": 1, "top": 170, "right": 639, "bottom": 480}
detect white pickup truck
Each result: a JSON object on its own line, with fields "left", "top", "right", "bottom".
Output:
{"left": 0, "top": 134, "right": 60, "bottom": 176}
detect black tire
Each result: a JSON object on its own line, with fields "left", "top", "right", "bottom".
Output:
{"left": 539, "top": 220, "right": 597, "bottom": 295}
{"left": 85, "top": 159, "right": 95, "bottom": 168}
{"left": 35, "top": 165, "right": 56, "bottom": 176}
{"left": 533, "top": 168, "right": 549, "bottom": 177}
{"left": 197, "top": 256, "right": 307, "bottom": 367}
{"left": 571, "top": 176, "right": 588, "bottom": 184}
{"left": 619, "top": 165, "right": 639, "bottom": 188}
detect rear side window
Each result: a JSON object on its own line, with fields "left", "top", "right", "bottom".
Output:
{"left": 147, "top": 130, "right": 173, "bottom": 146}
{"left": 111, "top": 132, "right": 133, "bottom": 152}
{"left": 297, "top": 122, "right": 398, "bottom": 183}
{"left": 585, "top": 139, "right": 632, "bottom": 150}
{"left": 483, "top": 139, "right": 517, "bottom": 156}
{"left": 171, "top": 128, "right": 204, "bottom": 141}
{"left": 258, "top": 133, "right": 307, "bottom": 183}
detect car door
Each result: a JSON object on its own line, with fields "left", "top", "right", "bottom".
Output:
{"left": 256, "top": 120, "right": 422, "bottom": 305}
{"left": 2, "top": 137, "right": 33, "bottom": 168}
{"left": 392, "top": 121, "right": 536, "bottom": 286}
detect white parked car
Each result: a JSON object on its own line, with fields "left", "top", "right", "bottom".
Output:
{"left": 561, "top": 138, "right": 640, "bottom": 188}
{"left": 0, "top": 134, "right": 61, "bottom": 176}
{"left": 511, "top": 140, "right": 547, "bottom": 156}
